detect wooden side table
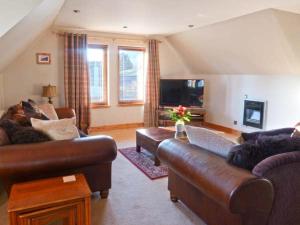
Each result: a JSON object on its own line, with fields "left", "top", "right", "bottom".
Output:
{"left": 8, "top": 174, "right": 91, "bottom": 225}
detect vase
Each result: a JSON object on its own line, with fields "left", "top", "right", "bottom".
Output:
{"left": 175, "top": 120, "right": 185, "bottom": 133}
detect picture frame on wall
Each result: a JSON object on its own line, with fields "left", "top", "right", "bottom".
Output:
{"left": 36, "top": 53, "right": 51, "bottom": 64}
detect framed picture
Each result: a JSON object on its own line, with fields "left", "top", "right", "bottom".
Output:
{"left": 36, "top": 53, "right": 51, "bottom": 64}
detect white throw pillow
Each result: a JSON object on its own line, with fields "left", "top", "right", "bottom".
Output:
{"left": 38, "top": 103, "right": 59, "bottom": 120}
{"left": 185, "top": 125, "right": 236, "bottom": 158}
{"left": 31, "top": 117, "right": 80, "bottom": 140}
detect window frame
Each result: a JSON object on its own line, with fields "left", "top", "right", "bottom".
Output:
{"left": 87, "top": 44, "right": 109, "bottom": 108}
{"left": 117, "top": 46, "right": 146, "bottom": 106}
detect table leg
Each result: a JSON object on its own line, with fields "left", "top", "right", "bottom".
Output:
{"left": 136, "top": 145, "right": 141, "bottom": 152}
{"left": 154, "top": 157, "right": 160, "bottom": 166}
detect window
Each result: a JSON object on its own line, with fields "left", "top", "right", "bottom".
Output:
{"left": 118, "top": 47, "right": 145, "bottom": 105}
{"left": 87, "top": 44, "right": 108, "bottom": 107}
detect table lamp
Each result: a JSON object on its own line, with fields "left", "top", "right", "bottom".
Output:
{"left": 42, "top": 84, "right": 57, "bottom": 104}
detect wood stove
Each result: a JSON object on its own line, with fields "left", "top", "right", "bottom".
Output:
{"left": 243, "top": 100, "right": 265, "bottom": 129}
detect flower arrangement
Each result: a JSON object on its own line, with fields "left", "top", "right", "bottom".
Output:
{"left": 168, "top": 105, "right": 192, "bottom": 124}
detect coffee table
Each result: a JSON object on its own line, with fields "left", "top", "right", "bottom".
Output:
{"left": 136, "top": 127, "right": 175, "bottom": 166}
{"left": 8, "top": 174, "right": 91, "bottom": 225}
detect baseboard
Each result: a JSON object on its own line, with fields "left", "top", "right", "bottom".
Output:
{"left": 89, "top": 122, "right": 144, "bottom": 133}
{"left": 202, "top": 122, "right": 241, "bottom": 135}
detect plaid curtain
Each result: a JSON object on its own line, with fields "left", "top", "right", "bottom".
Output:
{"left": 144, "top": 39, "right": 160, "bottom": 127}
{"left": 64, "top": 33, "right": 90, "bottom": 133}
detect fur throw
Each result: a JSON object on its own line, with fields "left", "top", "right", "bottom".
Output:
{"left": 0, "top": 104, "right": 29, "bottom": 126}
{"left": 1, "top": 100, "right": 48, "bottom": 126}
{"left": 0, "top": 119, "right": 52, "bottom": 144}
{"left": 227, "top": 134, "right": 300, "bottom": 170}
{"left": 241, "top": 128, "right": 294, "bottom": 142}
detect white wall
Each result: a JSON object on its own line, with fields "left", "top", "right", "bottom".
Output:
{"left": 159, "top": 37, "right": 190, "bottom": 77}
{"left": 3, "top": 30, "right": 64, "bottom": 108}
{"left": 0, "top": 73, "right": 4, "bottom": 110}
{"left": 201, "top": 74, "right": 300, "bottom": 131}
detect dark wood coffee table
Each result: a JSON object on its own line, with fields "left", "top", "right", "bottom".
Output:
{"left": 136, "top": 127, "right": 175, "bottom": 166}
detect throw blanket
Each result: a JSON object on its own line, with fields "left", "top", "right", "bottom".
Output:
{"left": 0, "top": 119, "right": 52, "bottom": 145}
{"left": 227, "top": 134, "right": 300, "bottom": 170}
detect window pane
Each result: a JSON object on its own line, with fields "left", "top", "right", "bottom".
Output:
{"left": 119, "top": 49, "right": 144, "bottom": 102}
{"left": 87, "top": 47, "right": 105, "bottom": 103}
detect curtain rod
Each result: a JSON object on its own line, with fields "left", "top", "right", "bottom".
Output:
{"left": 51, "top": 31, "right": 162, "bottom": 43}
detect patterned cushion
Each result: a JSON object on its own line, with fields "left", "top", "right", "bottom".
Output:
{"left": 31, "top": 117, "right": 80, "bottom": 140}
{"left": 38, "top": 103, "right": 59, "bottom": 120}
{"left": 185, "top": 125, "right": 237, "bottom": 158}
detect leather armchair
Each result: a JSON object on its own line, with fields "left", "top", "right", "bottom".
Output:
{"left": 157, "top": 139, "right": 298, "bottom": 225}
{"left": 0, "top": 108, "right": 117, "bottom": 198}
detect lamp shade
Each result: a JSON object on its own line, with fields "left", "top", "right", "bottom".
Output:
{"left": 42, "top": 85, "right": 57, "bottom": 97}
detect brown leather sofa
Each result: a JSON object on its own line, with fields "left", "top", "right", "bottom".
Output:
{"left": 158, "top": 139, "right": 300, "bottom": 225}
{"left": 0, "top": 108, "right": 117, "bottom": 198}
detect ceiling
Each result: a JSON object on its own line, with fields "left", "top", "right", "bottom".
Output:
{"left": 54, "top": 0, "right": 300, "bottom": 35}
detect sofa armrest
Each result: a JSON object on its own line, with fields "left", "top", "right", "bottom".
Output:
{"left": 0, "top": 135, "right": 117, "bottom": 177}
{"left": 252, "top": 151, "right": 300, "bottom": 225}
{"left": 55, "top": 108, "right": 76, "bottom": 119}
{"left": 158, "top": 139, "right": 273, "bottom": 214}
{"left": 253, "top": 151, "right": 300, "bottom": 177}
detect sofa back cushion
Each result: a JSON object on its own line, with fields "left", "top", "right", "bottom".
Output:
{"left": 185, "top": 125, "right": 237, "bottom": 158}
{"left": 31, "top": 117, "right": 80, "bottom": 140}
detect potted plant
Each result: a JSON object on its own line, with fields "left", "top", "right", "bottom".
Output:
{"left": 168, "top": 105, "right": 192, "bottom": 133}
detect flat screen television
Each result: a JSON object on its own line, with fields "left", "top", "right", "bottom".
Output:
{"left": 160, "top": 79, "right": 204, "bottom": 107}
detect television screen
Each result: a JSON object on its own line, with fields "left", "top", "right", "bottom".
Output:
{"left": 160, "top": 79, "right": 204, "bottom": 107}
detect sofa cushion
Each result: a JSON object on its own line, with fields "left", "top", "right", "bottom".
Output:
{"left": 38, "top": 103, "right": 59, "bottom": 120}
{"left": 291, "top": 125, "right": 300, "bottom": 137}
{"left": 31, "top": 117, "right": 80, "bottom": 141}
{"left": 185, "top": 125, "right": 237, "bottom": 158}
{"left": 227, "top": 134, "right": 300, "bottom": 170}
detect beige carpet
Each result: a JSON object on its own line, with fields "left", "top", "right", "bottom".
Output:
{"left": 0, "top": 128, "right": 206, "bottom": 225}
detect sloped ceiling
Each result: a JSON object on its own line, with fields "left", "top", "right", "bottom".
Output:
{"left": 0, "top": 0, "right": 65, "bottom": 72}
{"left": 167, "top": 9, "right": 300, "bottom": 75}
{"left": 54, "top": 0, "right": 300, "bottom": 35}
{"left": 0, "top": 0, "right": 43, "bottom": 37}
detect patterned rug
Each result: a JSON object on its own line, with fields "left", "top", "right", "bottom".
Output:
{"left": 119, "top": 147, "right": 168, "bottom": 180}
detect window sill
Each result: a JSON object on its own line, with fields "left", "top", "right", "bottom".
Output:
{"left": 118, "top": 102, "right": 144, "bottom": 107}
{"left": 90, "top": 104, "right": 110, "bottom": 109}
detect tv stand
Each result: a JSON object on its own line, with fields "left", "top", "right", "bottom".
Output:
{"left": 157, "top": 106, "right": 205, "bottom": 127}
